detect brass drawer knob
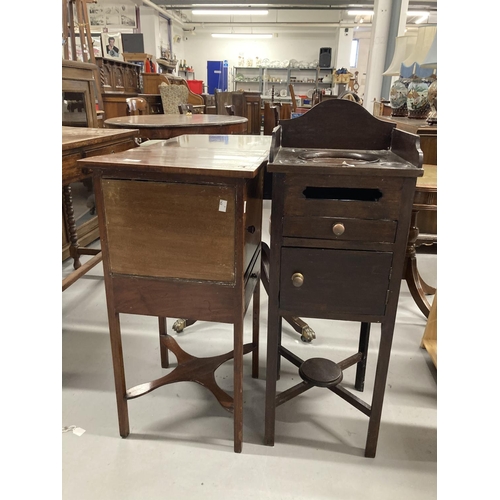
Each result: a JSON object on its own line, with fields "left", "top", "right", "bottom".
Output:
{"left": 332, "top": 223, "right": 345, "bottom": 236}
{"left": 291, "top": 272, "right": 304, "bottom": 287}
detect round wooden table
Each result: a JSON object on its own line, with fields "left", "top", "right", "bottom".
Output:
{"left": 104, "top": 114, "right": 248, "bottom": 140}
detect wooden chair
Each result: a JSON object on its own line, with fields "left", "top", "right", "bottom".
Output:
{"left": 263, "top": 102, "right": 280, "bottom": 135}
{"left": 159, "top": 83, "right": 189, "bottom": 114}
{"left": 338, "top": 90, "right": 363, "bottom": 104}
{"left": 225, "top": 104, "right": 235, "bottom": 115}
{"left": 126, "top": 97, "right": 148, "bottom": 116}
{"left": 141, "top": 73, "right": 204, "bottom": 107}
{"left": 279, "top": 103, "right": 292, "bottom": 120}
{"left": 288, "top": 84, "right": 310, "bottom": 115}
{"left": 214, "top": 90, "right": 233, "bottom": 115}
{"left": 178, "top": 103, "right": 195, "bottom": 114}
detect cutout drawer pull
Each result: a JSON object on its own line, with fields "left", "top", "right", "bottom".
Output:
{"left": 332, "top": 223, "right": 345, "bottom": 236}
{"left": 291, "top": 272, "right": 304, "bottom": 287}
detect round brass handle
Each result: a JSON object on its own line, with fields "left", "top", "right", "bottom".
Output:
{"left": 332, "top": 223, "right": 345, "bottom": 236}
{"left": 291, "top": 272, "right": 304, "bottom": 288}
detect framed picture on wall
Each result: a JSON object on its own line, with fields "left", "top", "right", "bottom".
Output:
{"left": 91, "top": 34, "right": 103, "bottom": 58}
{"left": 88, "top": 4, "right": 137, "bottom": 29}
{"left": 101, "top": 32, "right": 123, "bottom": 61}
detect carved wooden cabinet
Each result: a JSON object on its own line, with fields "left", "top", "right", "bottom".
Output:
{"left": 95, "top": 57, "right": 141, "bottom": 119}
{"left": 96, "top": 57, "right": 140, "bottom": 93}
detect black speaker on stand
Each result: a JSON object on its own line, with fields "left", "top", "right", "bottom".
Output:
{"left": 319, "top": 47, "right": 332, "bottom": 68}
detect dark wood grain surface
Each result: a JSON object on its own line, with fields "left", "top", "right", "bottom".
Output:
{"left": 79, "top": 134, "right": 271, "bottom": 179}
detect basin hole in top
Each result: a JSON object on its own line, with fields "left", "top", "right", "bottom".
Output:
{"left": 297, "top": 151, "right": 380, "bottom": 164}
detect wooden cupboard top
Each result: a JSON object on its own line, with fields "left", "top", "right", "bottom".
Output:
{"left": 79, "top": 134, "right": 271, "bottom": 179}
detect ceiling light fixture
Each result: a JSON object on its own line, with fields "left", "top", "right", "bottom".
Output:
{"left": 211, "top": 33, "right": 273, "bottom": 39}
{"left": 347, "top": 10, "right": 374, "bottom": 16}
{"left": 192, "top": 9, "right": 269, "bottom": 16}
{"left": 347, "top": 10, "right": 432, "bottom": 18}
{"left": 414, "top": 14, "right": 430, "bottom": 25}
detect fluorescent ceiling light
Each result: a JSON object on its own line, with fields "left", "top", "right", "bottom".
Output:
{"left": 211, "top": 33, "right": 273, "bottom": 39}
{"left": 408, "top": 11, "right": 430, "bottom": 17}
{"left": 414, "top": 16, "right": 429, "bottom": 24}
{"left": 347, "top": 10, "right": 431, "bottom": 18}
{"left": 192, "top": 10, "right": 269, "bottom": 16}
{"left": 347, "top": 10, "right": 374, "bottom": 16}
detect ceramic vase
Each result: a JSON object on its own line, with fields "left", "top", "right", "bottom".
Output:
{"left": 389, "top": 78, "right": 409, "bottom": 117}
{"left": 407, "top": 76, "right": 431, "bottom": 119}
{"left": 426, "top": 77, "right": 437, "bottom": 125}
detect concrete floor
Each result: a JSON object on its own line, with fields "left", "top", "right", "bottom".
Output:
{"left": 62, "top": 201, "right": 437, "bottom": 499}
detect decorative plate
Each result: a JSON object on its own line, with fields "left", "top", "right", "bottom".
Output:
{"left": 280, "top": 89, "right": 287, "bottom": 97}
{"left": 306, "top": 88, "right": 315, "bottom": 98}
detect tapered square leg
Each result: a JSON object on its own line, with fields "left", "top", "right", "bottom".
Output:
{"left": 365, "top": 321, "right": 395, "bottom": 458}
{"left": 233, "top": 316, "right": 244, "bottom": 453}
{"left": 108, "top": 311, "right": 130, "bottom": 438}
{"left": 264, "top": 310, "right": 282, "bottom": 446}
{"left": 355, "top": 322, "right": 371, "bottom": 392}
{"left": 252, "top": 280, "right": 260, "bottom": 379}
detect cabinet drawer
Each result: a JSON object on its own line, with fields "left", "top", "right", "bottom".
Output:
{"left": 282, "top": 216, "right": 397, "bottom": 243}
{"left": 279, "top": 247, "right": 392, "bottom": 318}
{"left": 284, "top": 174, "right": 404, "bottom": 220}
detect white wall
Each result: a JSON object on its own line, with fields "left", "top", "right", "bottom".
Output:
{"left": 181, "top": 31, "right": 341, "bottom": 91}
{"left": 85, "top": 2, "right": 369, "bottom": 99}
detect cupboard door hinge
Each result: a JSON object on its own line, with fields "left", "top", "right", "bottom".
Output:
{"left": 385, "top": 289, "right": 391, "bottom": 305}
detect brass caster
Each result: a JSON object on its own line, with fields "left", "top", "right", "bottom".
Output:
{"left": 300, "top": 326, "right": 316, "bottom": 343}
{"left": 172, "top": 319, "right": 187, "bottom": 333}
